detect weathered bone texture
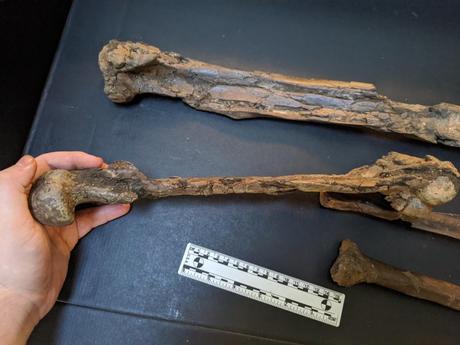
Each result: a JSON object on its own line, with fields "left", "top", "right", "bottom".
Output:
{"left": 99, "top": 40, "right": 460, "bottom": 147}
{"left": 320, "top": 192, "right": 460, "bottom": 239}
{"left": 29, "top": 152, "right": 460, "bottom": 240}
{"left": 331, "top": 239, "right": 460, "bottom": 311}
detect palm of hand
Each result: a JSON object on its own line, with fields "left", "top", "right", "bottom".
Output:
{"left": 1, "top": 218, "right": 77, "bottom": 318}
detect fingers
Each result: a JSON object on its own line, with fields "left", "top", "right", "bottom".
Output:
{"left": 74, "top": 204, "right": 131, "bottom": 239}
{"left": 0, "top": 155, "right": 38, "bottom": 228}
{"left": 54, "top": 204, "right": 130, "bottom": 251}
{"left": 0, "top": 155, "right": 37, "bottom": 193}
{"left": 34, "top": 151, "right": 104, "bottom": 181}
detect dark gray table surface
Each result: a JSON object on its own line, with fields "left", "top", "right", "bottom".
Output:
{"left": 28, "top": 0, "right": 460, "bottom": 344}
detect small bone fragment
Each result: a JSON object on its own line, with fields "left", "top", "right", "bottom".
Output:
{"left": 99, "top": 40, "right": 460, "bottom": 147}
{"left": 29, "top": 152, "right": 460, "bottom": 240}
{"left": 331, "top": 239, "right": 460, "bottom": 311}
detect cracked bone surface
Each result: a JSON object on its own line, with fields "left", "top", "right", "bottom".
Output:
{"left": 29, "top": 152, "right": 460, "bottom": 240}
{"left": 99, "top": 40, "right": 460, "bottom": 147}
{"left": 331, "top": 239, "right": 460, "bottom": 311}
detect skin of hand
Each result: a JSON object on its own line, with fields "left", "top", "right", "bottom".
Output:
{"left": 0, "top": 152, "right": 130, "bottom": 345}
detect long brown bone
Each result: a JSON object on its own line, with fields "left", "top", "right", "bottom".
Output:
{"left": 320, "top": 192, "right": 460, "bottom": 240}
{"left": 99, "top": 40, "right": 460, "bottom": 147}
{"left": 331, "top": 239, "right": 460, "bottom": 311}
{"left": 29, "top": 152, "right": 460, "bottom": 239}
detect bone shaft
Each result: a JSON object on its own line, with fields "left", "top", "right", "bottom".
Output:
{"left": 366, "top": 257, "right": 460, "bottom": 311}
{"left": 142, "top": 174, "right": 384, "bottom": 198}
{"left": 402, "top": 212, "right": 460, "bottom": 240}
{"left": 145, "top": 67, "right": 424, "bottom": 135}
{"left": 131, "top": 60, "right": 433, "bottom": 140}
{"left": 320, "top": 192, "right": 460, "bottom": 240}
{"left": 99, "top": 41, "right": 460, "bottom": 147}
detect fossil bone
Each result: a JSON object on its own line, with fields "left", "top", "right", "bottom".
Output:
{"left": 331, "top": 239, "right": 460, "bottom": 311}
{"left": 29, "top": 152, "right": 460, "bottom": 240}
{"left": 99, "top": 40, "right": 460, "bottom": 147}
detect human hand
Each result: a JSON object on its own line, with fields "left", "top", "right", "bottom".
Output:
{"left": 0, "top": 152, "right": 130, "bottom": 344}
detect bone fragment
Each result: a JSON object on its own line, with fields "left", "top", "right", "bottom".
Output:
{"left": 99, "top": 40, "right": 460, "bottom": 147}
{"left": 331, "top": 239, "right": 460, "bottom": 311}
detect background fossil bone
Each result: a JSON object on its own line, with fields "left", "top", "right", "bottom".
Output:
{"left": 99, "top": 40, "right": 460, "bottom": 147}
{"left": 29, "top": 152, "right": 460, "bottom": 240}
{"left": 331, "top": 239, "right": 460, "bottom": 311}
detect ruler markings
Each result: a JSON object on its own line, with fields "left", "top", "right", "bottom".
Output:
{"left": 178, "top": 243, "right": 345, "bottom": 327}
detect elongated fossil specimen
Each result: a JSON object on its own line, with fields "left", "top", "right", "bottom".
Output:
{"left": 99, "top": 40, "right": 460, "bottom": 147}
{"left": 29, "top": 152, "right": 460, "bottom": 240}
{"left": 331, "top": 239, "right": 460, "bottom": 311}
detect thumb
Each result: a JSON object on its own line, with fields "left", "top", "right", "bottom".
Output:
{"left": 0, "top": 156, "right": 38, "bottom": 219}
{"left": 0, "top": 155, "right": 38, "bottom": 194}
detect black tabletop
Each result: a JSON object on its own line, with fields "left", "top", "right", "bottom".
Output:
{"left": 28, "top": 0, "right": 460, "bottom": 344}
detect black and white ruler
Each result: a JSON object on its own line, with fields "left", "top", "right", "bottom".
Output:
{"left": 178, "top": 243, "right": 345, "bottom": 327}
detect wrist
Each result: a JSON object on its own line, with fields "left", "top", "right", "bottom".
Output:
{"left": 0, "top": 287, "right": 40, "bottom": 345}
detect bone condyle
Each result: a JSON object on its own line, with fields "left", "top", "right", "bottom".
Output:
{"left": 331, "top": 239, "right": 460, "bottom": 311}
{"left": 99, "top": 40, "right": 460, "bottom": 147}
{"left": 29, "top": 152, "right": 460, "bottom": 240}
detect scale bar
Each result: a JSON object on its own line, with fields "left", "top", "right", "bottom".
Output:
{"left": 178, "top": 243, "right": 345, "bottom": 327}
